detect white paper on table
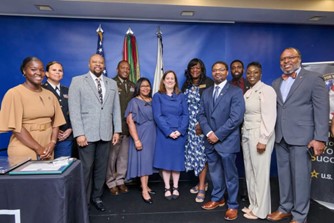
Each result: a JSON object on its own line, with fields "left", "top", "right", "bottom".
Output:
{"left": 20, "top": 163, "right": 62, "bottom": 171}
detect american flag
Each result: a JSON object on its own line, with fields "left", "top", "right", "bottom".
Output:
{"left": 96, "top": 24, "right": 108, "bottom": 76}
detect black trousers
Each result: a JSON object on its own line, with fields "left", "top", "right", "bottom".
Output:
{"left": 78, "top": 140, "right": 110, "bottom": 203}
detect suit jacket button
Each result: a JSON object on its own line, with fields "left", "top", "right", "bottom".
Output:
{"left": 101, "top": 107, "right": 103, "bottom": 110}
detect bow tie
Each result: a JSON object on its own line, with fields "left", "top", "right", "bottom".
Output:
{"left": 281, "top": 72, "right": 297, "bottom": 80}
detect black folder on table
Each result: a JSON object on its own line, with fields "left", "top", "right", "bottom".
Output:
{"left": 0, "top": 156, "right": 31, "bottom": 174}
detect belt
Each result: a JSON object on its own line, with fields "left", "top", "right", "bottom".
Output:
{"left": 24, "top": 123, "right": 52, "bottom": 131}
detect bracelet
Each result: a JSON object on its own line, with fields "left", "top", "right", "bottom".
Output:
{"left": 51, "top": 140, "right": 57, "bottom": 144}
{"left": 135, "top": 139, "right": 140, "bottom": 143}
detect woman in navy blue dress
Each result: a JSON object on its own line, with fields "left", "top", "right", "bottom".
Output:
{"left": 153, "top": 70, "right": 189, "bottom": 200}
{"left": 125, "top": 78, "right": 156, "bottom": 204}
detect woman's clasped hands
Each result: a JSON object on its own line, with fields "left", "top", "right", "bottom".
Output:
{"left": 169, "top": 130, "right": 181, "bottom": 139}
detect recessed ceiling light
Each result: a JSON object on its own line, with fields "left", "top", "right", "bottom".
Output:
{"left": 309, "top": 16, "right": 325, "bottom": 21}
{"left": 181, "top": 11, "right": 195, "bottom": 17}
{"left": 35, "top": 5, "right": 54, "bottom": 11}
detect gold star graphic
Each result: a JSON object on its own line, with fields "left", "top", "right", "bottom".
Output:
{"left": 311, "top": 169, "right": 319, "bottom": 178}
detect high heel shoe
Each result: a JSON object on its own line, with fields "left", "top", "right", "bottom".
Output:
{"left": 148, "top": 190, "right": 156, "bottom": 195}
{"left": 164, "top": 188, "right": 172, "bottom": 200}
{"left": 172, "top": 187, "right": 179, "bottom": 200}
{"left": 141, "top": 186, "right": 156, "bottom": 195}
{"left": 142, "top": 193, "right": 153, "bottom": 204}
{"left": 190, "top": 182, "right": 209, "bottom": 194}
{"left": 195, "top": 189, "right": 205, "bottom": 203}
{"left": 243, "top": 211, "right": 258, "bottom": 220}
{"left": 242, "top": 207, "right": 251, "bottom": 214}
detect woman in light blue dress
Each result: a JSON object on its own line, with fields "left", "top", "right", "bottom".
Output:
{"left": 125, "top": 78, "right": 156, "bottom": 204}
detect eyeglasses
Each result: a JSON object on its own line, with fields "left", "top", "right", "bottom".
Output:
{"left": 280, "top": 56, "right": 299, "bottom": 62}
{"left": 212, "top": 68, "right": 226, "bottom": 73}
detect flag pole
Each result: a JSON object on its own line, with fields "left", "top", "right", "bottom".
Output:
{"left": 152, "top": 27, "right": 164, "bottom": 95}
{"left": 96, "top": 24, "right": 107, "bottom": 76}
{"left": 123, "top": 27, "right": 140, "bottom": 83}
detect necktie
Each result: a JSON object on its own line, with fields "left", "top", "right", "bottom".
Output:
{"left": 96, "top": 78, "right": 103, "bottom": 104}
{"left": 281, "top": 72, "right": 297, "bottom": 80}
{"left": 55, "top": 86, "right": 60, "bottom": 96}
{"left": 124, "top": 80, "right": 128, "bottom": 93}
{"left": 213, "top": 86, "right": 220, "bottom": 105}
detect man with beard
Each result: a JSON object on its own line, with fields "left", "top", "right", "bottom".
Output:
{"left": 198, "top": 61, "right": 245, "bottom": 221}
{"left": 267, "top": 47, "right": 328, "bottom": 223}
{"left": 106, "top": 60, "right": 135, "bottom": 195}
{"left": 69, "top": 54, "right": 121, "bottom": 212}
{"left": 229, "top": 59, "right": 250, "bottom": 202}
{"left": 230, "top": 59, "right": 250, "bottom": 94}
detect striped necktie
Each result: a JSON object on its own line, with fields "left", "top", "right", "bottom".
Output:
{"left": 55, "top": 86, "right": 60, "bottom": 96}
{"left": 96, "top": 78, "right": 103, "bottom": 104}
{"left": 213, "top": 86, "right": 220, "bottom": 105}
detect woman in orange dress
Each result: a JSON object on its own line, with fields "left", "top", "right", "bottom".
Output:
{"left": 0, "top": 56, "right": 65, "bottom": 160}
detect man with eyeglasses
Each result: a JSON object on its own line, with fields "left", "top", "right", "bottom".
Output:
{"left": 198, "top": 61, "right": 245, "bottom": 221}
{"left": 267, "top": 47, "right": 329, "bottom": 223}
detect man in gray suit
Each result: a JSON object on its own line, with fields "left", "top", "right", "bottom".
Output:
{"left": 267, "top": 48, "right": 329, "bottom": 223}
{"left": 69, "top": 54, "right": 122, "bottom": 212}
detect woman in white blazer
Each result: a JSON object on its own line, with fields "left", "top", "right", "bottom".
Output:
{"left": 241, "top": 62, "right": 277, "bottom": 220}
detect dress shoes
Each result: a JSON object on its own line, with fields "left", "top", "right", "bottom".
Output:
{"left": 142, "top": 194, "right": 153, "bottom": 204}
{"left": 172, "top": 187, "right": 179, "bottom": 200}
{"left": 225, "top": 208, "right": 238, "bottom": 221}
{"left": 148, "top": 190, "right": 156, "bottom": 195}
{"left": 164, "top": 188, "right": 172, "bottom": 200}
{"left": 267, "top": 210, "right": 292, "bottom": 221}
{"left": 243, "top": 212, "right": 258, "bottom": 220}
{"left": 109, "top": 186, "right": 119, "bottom": 195}
{"left": 242, "top": 207, "right": 251, "bottom": 214}
{"left": 118, "top": 184, "right": 129, "bottom": 193}
{"left": 201, "top": 199, "right": 225, "bottom": 210}
{"left": 92, "top": 200, "right": 106, "bottom": 212}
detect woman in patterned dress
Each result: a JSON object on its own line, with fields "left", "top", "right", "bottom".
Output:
{"left": 181, "top": 58, "right": 214, "bottom": 202}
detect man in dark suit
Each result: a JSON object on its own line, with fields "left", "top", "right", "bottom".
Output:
{"left": 229, "top": 59, "right": 250, "bottom": 202}
{"left": 69, "top": 54, "right": 122, "bottom": 212}
{"left": 198, "top": 61, "right": 245, "bottom": 221}
{"left": 42, "top": 61, "right": 73, "bottom": 158}
{"left": 267, "top": 47, "right": 329, "bottom": 223}
{"left": 106, "top": 60, "right": 135, "bottom": 195}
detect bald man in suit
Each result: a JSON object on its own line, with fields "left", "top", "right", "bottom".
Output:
{"left": 69, "top": 54, "right": 122, "bottom": 212}
{"left": 267, "top": 48, "right": 328, "bottom": 223}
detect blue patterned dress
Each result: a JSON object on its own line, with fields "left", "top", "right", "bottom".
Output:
{"left": 184, "top": 86, "right": 206, "bottom": 176}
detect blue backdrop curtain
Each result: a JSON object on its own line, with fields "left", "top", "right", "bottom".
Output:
{"left": 1, "top": 15, "right": 334, "bottom": 152}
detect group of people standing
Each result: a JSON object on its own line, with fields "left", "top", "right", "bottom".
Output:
{"left": 0, "top": 47, "right": 329, "bottom": 223}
